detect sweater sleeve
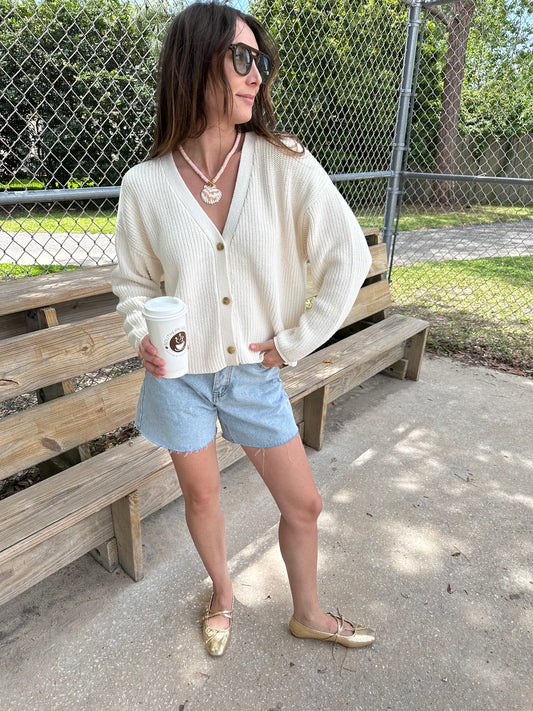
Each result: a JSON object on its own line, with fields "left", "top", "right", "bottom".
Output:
{"left": 111, "top": 174, "right": 164, "bottom": 353}
{"left": 273, "top": 179, "right": 372, "bottom": 365}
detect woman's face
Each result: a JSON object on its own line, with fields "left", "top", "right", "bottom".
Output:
{"left": 206, "top": 18, "right": 264, "bottom": 127}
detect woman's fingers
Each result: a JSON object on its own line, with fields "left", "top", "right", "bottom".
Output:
{"left": 249, "top": 338, "right": 283, "bottom": 367}
{"left": 139, "top": 335, "right": 166, "bottom": 377}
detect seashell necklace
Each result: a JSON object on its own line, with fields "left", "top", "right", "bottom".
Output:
{"left": 178, "top": 132, "right": 241, "bottom": 205}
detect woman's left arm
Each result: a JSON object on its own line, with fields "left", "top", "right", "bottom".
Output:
{"left": 272, "top": 179, "right": 372, "bottom": 365}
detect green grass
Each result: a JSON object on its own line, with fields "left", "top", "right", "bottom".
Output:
{"left": 1, "top": 178, "right": 96, "bottom": 190}
{"left": 2, "top": 205, "right": 532, "bottom": 235}
{"left": 1, "top": 179, "right": 46, "bottom": 190}
{"left": 0, "top": 263, "right": 79, "bottom": 279}
{"left": 390, "top": 255, "right": 533, "bottom": 376}
{"left": 357, "top": 204, "right": 533, "bottom": 232}
{"left": 1, "top": 209, "right": 116, "bottom": 234}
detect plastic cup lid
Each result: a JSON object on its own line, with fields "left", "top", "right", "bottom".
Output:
{"left": 142, "top": 296, "right": 187, "bottom": 318}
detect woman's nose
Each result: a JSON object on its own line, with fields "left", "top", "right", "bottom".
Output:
{"left": 247, "top": 59, "right": 262, "bottom": 85}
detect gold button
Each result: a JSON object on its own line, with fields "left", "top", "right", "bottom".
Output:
{"left": 222, "top": 297, "right": 231, "bottom": 305}
{"left": 216, "top": 242, "right": 224, "bottom": 250}
{"left": 227, "top": 346, "right": 235, "bottom": 354}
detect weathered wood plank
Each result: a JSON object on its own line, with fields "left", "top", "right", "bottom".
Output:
{"left": 0, "top": 505, "right": 115, "bottom": 607}
{"left": 366, "top": 243, "right": 388, "bottom": 278}
{"left": 215, "top": 437, "right": 246, "bottom": 471}
{"left": 27, "top": 306, "right": 92, "bottom": 475}
{"left": 384, "top": 358, "right": 409, "bottom": 380}
{"left": 404, "top": 328, "right": 429, "bottom": 381}
{"left": 341, "top": 280, "right": 392, "bottom": 326}
{"left": 0, "top": 264, "right": 116, "bottom": 317}
{"left": 111, "top": 492, "right": 143, "bottom": 581}
{"left": 0, "top": 311, "right": 137, "bottom": 402}
{"left": 0, "top": 292, "right": 120, "bottom": 340}
{"left": 90, "top": 538, "right": 119, "bottom": 573}
{"left": 306, "top": 243, "right": 387, "bottom": 298}
{"left": 302, "top": 386, "right": 329, "bottom": 451}
{"left": 52, "top": 292, "right": 120, "bottom": 326}
{"left": 0, "top": 462, "right": 187, "bottom": 607}
{"left": 91, "top": 466, "right": 183, "bottom": 572}
{"left": 362, "top": 228, "right": 380, "bottom": 240}
{"left": 326, "top": 343, "right": 406, "bottom": 403}
{"left": 0, "top": 369, "right": 144, "bottom": 479}
{"left": 138, "top": 467, "right": 181, "bottom": 519}
{"left": 281, "top": 314, "right": 428, "bottom": 403}
{"left": 0, "top": 435, "right": 170, "bottom": 560}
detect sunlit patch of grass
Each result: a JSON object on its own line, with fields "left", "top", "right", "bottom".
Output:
{"left": 0, "top": 263, "right": 80, "bottom": 279}
{"left": 394, "top": 204, "right": 533, "bottom": 232}
{"left": 1, "top": 209, "right": 116, "bottom": 234}
{"left": 3, "top": 205, "right": 532, "bottom": 235}
{"left": 390, "top": 256, "right": 533, "bottom": 376}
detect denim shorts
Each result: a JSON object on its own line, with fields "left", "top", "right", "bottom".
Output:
{"left": 136, "top": 363, "right": 299, "bottom": 453}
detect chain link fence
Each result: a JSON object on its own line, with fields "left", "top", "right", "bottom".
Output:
{"left": 1, "top": 0, "right": 532, "bottom": 377}
{"left": 389, "top": 0, "right": 533, "bottom": 375}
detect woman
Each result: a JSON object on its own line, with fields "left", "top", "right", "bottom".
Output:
{"left": 112, "top": 1, "right": 374, "bottom": 657}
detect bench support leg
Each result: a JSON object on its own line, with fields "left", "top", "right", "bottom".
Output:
{"left": 111, "top": 491, "right": 144, "bottom": 581}
{"left": 90, "top": 539, "right": 119, "bottom": 573}
{"left": 302, "top": 385, "right": 329, "bottom": 451}
{"left": 404, "top": 327, "right": 428, "bottom": 381}
{"left": 384, "top": 358, "right": 409, "bottom": 380}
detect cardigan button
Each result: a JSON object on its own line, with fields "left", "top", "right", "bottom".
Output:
{"left": 227, "top": 346, "right": 236, "bottom": 354}
{"left": 222, "top": 297, "right": 231, "bottom": 305}
{"left": 216, "top": 242, "right": 224, "bottom": 250}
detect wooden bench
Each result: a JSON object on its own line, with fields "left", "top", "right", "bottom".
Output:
{"left": 0, "top": 229, "right": 428, "bottom": 606}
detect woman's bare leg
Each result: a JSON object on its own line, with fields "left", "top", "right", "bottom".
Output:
{"left": 242, "top": 434, "right": 352, "bottom": 635}
{"left": 170, "top": 440, "right": 232, "bottom": 629}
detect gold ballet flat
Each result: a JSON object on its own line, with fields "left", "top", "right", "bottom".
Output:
{"left": 289, "top": 612, "right": 375, "bottom": 648}
{"left": 199, "top": 594, "right": 233, "bottom": 657}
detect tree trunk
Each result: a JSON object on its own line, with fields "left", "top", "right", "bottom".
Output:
{"left": 433, "top": 1, "right": 476, "bottom": 206}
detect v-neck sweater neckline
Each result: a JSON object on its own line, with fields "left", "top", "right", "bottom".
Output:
{"left": 161, "top": 132, "right": 256, "bottom": 244}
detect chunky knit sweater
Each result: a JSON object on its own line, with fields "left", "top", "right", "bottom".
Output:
{"left": 111, "top": 132, "right": 372, "bottom": 374}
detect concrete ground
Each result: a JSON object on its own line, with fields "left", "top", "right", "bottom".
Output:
{"left": 1, "top": 355, "right": 532, "bottom": 711}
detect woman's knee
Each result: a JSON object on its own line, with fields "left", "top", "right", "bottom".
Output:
{"left": 285, "top": 490, "right": 323, "bottom": 527}
{"left": 170, "top": 449, "right": 221, "bottom": 514}
{"left": 182, "top": 482, "right": 220, "bottom": 515}
{"left": 309, "top": 490, "right": 323, "bottom": 521}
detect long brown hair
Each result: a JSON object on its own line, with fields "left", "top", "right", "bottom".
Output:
{"left": 149, "top": 1, "right": 301, "bottom": 159}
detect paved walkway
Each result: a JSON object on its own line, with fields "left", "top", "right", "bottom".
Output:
{"left": 1, "top": 355, "right": 531, "bottom": 711}
{"left": 391, "top": 219, "right": 533, "bottom": 265}
{"left": 1, "top": 219, "right": 532, "bottom": 268}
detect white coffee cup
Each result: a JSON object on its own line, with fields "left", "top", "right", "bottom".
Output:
{"left": 142, "top": 296, "right": 188, "bottom": 378}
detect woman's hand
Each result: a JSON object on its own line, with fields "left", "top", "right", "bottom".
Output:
{"left": 249, "top": 339, "right": 284, "bottom": 368}
{"left": 139, "top": 334, "right": 166, "bottom": 378}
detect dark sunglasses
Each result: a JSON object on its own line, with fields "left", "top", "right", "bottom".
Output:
{"left": 229, "top": 42, "right": 271, "bottom": 83}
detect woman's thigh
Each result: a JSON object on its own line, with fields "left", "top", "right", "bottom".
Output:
{"left": 242, "top": 434, "right": 322, "bottom": 523}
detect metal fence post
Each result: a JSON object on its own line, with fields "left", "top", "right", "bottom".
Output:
{"left": 382, "top": 0, "right": 423, "bottom": 267}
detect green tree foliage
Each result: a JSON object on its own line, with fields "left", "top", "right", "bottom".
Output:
{"left": 1, "top": 0, "right": 530, "bottom": 191}
{"left": 0, "top": 0, "right": 174, "bottom": 188}
{"left": 251, "top": 0, "right": 411, "bottom": 175}
{"left": 461, "top": 0, "right": 533, "bottom": 145}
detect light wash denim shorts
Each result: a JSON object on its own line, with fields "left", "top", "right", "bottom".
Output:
{"left": 136, "top": 363, "right": 299, "bottom": 453}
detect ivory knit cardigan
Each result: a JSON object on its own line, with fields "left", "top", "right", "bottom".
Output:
{"left": 111, "top": 133, "right": 372, "bottom": 373}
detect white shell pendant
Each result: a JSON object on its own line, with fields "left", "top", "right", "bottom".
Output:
{"left": 201, "top": 184, "right": 222, "bottom": 205}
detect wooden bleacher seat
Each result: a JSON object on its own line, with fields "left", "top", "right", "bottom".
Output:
{"left": 0, "top": 228, "right": 427, "bottom": 606}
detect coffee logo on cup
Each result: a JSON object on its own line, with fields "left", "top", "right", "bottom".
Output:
{"left": 165, "top": 330, "right": 187, "bottom": 353}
